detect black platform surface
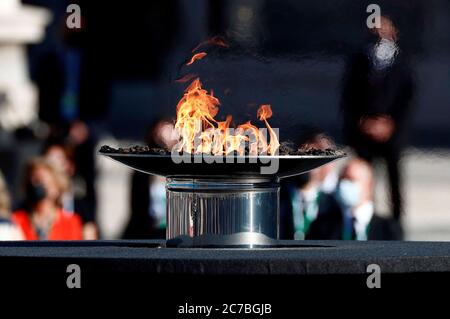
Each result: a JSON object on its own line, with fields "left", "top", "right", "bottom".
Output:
{"left": 1, "top": 240, "right": 450, "bottom": 275}
{"left": 1, "top": 240, "right": 449, "bottom": 312}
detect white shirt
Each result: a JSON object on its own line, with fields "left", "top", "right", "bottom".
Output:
{"left": 0, "top": 223, "right": 24, "bottom": 240}
{"left": 149, "top": 177, "right": 166, "bottom": 228}
{"left": 353, "top": 202, "right": 374, "bottom": 241}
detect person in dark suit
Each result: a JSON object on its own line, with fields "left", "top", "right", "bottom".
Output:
{"left": 307, "top": 158, "right": 402, "bottom": 241}
{"left": 341, "top": 16, "right": 415, "bottom": 222}
{"left": 122, "top": 119, "right": 178, "bottom": 239}
{"left": 122, "top": 172, "right": 166, "bottom": 239}
{"left": 280, "top": 132, "right": 339, "bottom": 240}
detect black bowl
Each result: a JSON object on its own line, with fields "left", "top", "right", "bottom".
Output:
{"left": 99, "top": 151, "right": 345, "bottom": 179}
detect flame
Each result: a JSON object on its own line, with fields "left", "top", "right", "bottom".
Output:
{"left": 257, "top": 104, "right": 273, "bottom": 120}
{"left": 186, "top": 52, "right": 207, "bottom": 66}
{"left": 175, "top": 78, "right": 218, "bottom": 153}
{"left": 174, "top": 80, "right": 279, "bottom": 156}
{"left": 238, "top": 121, "right": 264, "bottom": 156}
{"left": 257, "top": 104, "right": 280, "bottom": 155}
{"left": 192, "top": 36, "right": 229, "bottom": 52}
{"left": 174, "top": 41, "right": 279, "bottom": 156}
{"left": 175, "top": 73, "right": 198, "bottom": 83}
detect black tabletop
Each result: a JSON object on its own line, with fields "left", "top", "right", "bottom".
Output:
{"left": 0, "top": 240, "right": 449, "bottom": 275}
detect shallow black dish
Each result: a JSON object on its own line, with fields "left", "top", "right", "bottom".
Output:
{"left": 99, "top": 150, "right": 345, "bottom": 179}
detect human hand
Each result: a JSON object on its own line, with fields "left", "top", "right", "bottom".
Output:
{"left": 359, "top": 115, "right": 395, "bottom": 143}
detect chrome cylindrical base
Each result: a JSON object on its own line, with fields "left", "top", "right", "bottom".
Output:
{"left": 166, "top": 178, "right": 279, "bottom": 246}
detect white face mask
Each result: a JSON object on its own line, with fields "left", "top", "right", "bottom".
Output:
{"left": 301, "top": 187, "right": 318, "bottom": 202}
{"left": 336, "top": 179, "right": 361, "bottom": 208}
{"left": 372, "top": 38, "right": 398, "bottom": 70}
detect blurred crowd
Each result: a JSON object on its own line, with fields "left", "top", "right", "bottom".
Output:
{"left": 0, "top": 122, "right": 98, "bottom": 240}
{"left": 0, "top": 2, "right": 415, "bottom": 241}
{"left": 279, "top": 16, "right": 411, "bottom": 241}
{"left": 0, "top": 124, "right": 404, "bottom": 241}
{"left": 280, "top": 134, "right": 403, "bottom": 241}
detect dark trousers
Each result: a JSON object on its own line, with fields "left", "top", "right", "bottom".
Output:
{"left": 353, "top": 140, "right": 403, "bottom": 221}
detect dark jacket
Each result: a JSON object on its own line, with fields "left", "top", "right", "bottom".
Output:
{"left": 122, "top": 172, "right": 165, "bottom": 239}
{"left": 306, "top": 194, "right": 403, "bottom": 240}
{"left": 341, "top": 48, "right": 414, "bottom": 151}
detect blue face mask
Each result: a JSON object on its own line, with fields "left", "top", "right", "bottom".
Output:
{"left": 336, "top": 179, "right": 361, "bottom": 208}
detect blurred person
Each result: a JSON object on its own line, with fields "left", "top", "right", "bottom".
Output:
{"left": 0, "top": 171, "right": 24, "bottom": 240}
{"left": 341, "top": 16, "right": 415, "bottom": 222}
{"left": 306, "top": 158, "right": 402, "bottom": 240}
{"left": 302, "top": 133, "right": 339, "bottom": 194}
{"left": 280, "top": 132, "right": 338, "bottom": 239}
{"left": 43, "top": 140, "right": 98, "bottom": 239}
{"left": 12, "top": 158, "right": 82, "bottom": 240}
{"left": 67, "top": 121, "right": 98, "bottom": 230}
{"left": 123, "top": 119, "right": 178, "bottom": 239}
{"left": 280, "top": 171, "right": 320, "bottom": 240}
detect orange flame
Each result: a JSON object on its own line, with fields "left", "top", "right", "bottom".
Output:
{"left": 257, "top": 104, "right": 273, "bottom": 121}
{"left": 192, "top": 36, "right": 229, "bottom": 52}
{"left": 257, "top": 104, "right": 279, "bottom": 155}
{"left": 175, "top": 73, "right": 198, "bottom": 83}
{"left": 175, "top": 44, "right": 279, "bottom": 156}
{"left": 175, "top": 78, "right": 218, "bottom": 153}
{"left": 174, "top": 80, "right": 279, "bottom": 156}
{"left": 238, "top": 121, "right": 265, "bottom": 156}
{"left": 186, "top": 52, "right": 207, "bottom": 66}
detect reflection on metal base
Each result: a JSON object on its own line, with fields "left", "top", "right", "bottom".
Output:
{"left": 166, "top": 178, "right": 280, "bottom": 243}
{"left": 166, "top": 232, "right": 278, "bottom": 248}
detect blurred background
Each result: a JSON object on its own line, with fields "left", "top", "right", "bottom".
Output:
{"left": 0, "top": 0, "right": 449, "bottom": 241}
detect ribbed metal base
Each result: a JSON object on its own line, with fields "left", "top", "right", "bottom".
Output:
{"left": 166, "top": 178, "right": 280, "bottom": 245}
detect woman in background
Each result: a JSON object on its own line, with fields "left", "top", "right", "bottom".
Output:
{"left": 0, "top": 171, "right": 23, "bottom": 240}
{"left": 12, "top": 158, "right": 82, "bottom": 240}
{"left": 43, "top": 141, "right": 98, "bottom": 239}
